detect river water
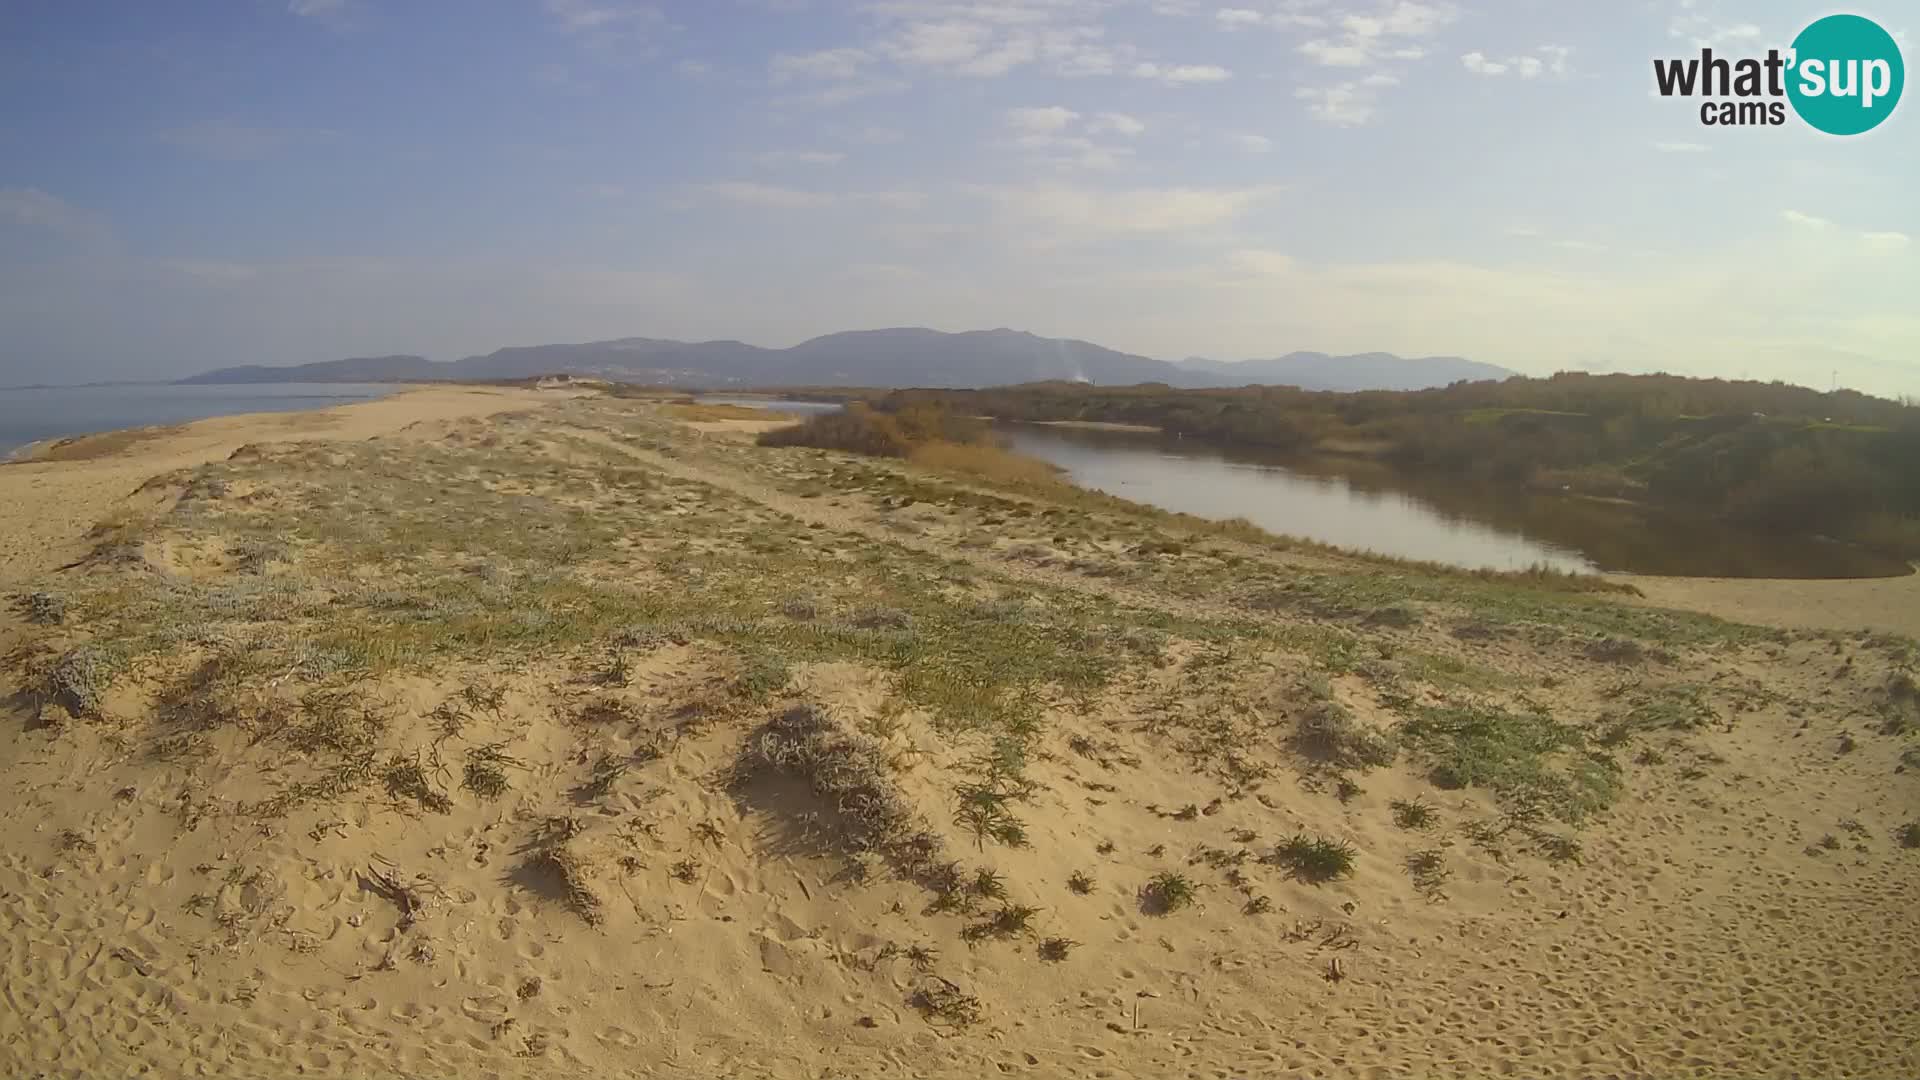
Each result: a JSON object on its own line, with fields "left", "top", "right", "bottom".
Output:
{"left": 701, "top": 397, "right": 1910, "bottom": 579}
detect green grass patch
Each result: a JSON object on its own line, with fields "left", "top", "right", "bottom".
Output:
{"left": 1397, "top": 703, "right": 1621, "bottom": 824}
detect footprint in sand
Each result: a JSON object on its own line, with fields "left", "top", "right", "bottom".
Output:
{"left": 596, "top": 1025, "right": 642, "bottom": 1049}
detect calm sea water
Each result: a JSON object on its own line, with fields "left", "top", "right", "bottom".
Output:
{"left": 0, "top": 383, "right": 396, "bottom": 459}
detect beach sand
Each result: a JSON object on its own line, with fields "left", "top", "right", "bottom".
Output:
{"left": 0, "top": 392, "right": 1914, "bottom": 1080}
{"left": 0, "top": 386, "right": 563, "bottom": 587}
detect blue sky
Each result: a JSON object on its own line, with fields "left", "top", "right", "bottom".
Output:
{"left": 1, "top": 0, "right": 1914, "bottom": 394}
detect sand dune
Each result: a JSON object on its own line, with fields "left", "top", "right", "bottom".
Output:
{"left": 0, "top": 386, "right": 563, "bottom": 587}
{"left": 0, "top": 393, "right": 1914, "bottom": 1079}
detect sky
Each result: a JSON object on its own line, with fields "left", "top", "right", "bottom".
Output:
{"left": 0, "top": 0, "right": 1915, "bottom": 395}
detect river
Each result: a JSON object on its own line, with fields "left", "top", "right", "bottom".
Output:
{"left": 698, "top": 397, "right": 1910, "bottom": 579}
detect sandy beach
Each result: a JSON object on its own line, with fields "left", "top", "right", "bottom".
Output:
{"left": 0, "top": 391, "right": 1914, "bottom": 1080}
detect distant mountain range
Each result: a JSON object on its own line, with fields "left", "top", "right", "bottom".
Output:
{"left": 178, "top": 328, "right": 1518, "bottom": 392}
{"left": 1172, "top": 352, "right": 1517, "bottom": 392}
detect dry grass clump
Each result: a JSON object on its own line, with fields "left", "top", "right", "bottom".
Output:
{"left": 1036, "top": 935, "right": 1077, "bottom": 962}
{"left": 463, "top": 743, "right": 521, "bottom": 800}
{"left": 384, "top": 754, "right": 453, "bottom": 813}
{"left": 666, "top": 402, "right": 773, "bottom": 422}
{"left": 910, "top": 977, "right": 983, "bottom": 1028}
{"left": 29, "top": 644, "right": 125, "bottom": 720}
{"left": 1390, "top": 798, "right": 1438, "bottom": 830}
{"left": 524, "top": 817, "right": 609, "bottom": 925}
{"left": 737, "top": 704, "right": 943, "bottom": 874}
{"left": 1292, "top": 697, "right": 1396, "bottom": 771}
{"left": 22, "top": 592, "right": 66, "bottom": 626}
{"left": 908, "top": 441, "right": 1063, "bottom": 487}
{"left": 1404, "top": 849, "right": 1451, "bottom": 900}
{"left": 1270, "top": 833, "right": 1357, "bottom": 884}
{"left": 1140, "top": 870, "right": 1197, "bottom": 915}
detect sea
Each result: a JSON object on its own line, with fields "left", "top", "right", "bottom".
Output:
{"left": 0, "top": 383, "right": 397, "bottom": 459}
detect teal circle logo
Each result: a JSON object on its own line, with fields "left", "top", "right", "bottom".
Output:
{"left": 1787, "top": 14, "right": 1904, "bottom": 135}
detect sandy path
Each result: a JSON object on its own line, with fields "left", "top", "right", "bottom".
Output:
{"left": 0, "top": 386, "right": 563, "bottom": 587}
{"left": 575, "top": 427, "right": 1232, "bottom": 622}
{"left": 1621, "top": 570, "right": 1920, "bottom": 641}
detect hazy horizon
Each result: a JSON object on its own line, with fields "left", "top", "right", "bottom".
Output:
{"left": 2, "top": 1, "right": 1914, "bottom": 395}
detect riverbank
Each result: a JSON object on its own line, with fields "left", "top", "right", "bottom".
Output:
{"left": 1, "top": 392, "right": 1914, "bottom": 1079}
{"left": 1620, "top": 569, "right": 1920, "bottom": 642}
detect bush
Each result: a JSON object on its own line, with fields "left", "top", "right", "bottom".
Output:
{"left": 759, "top": 405, "right": 914, "bottom": 457}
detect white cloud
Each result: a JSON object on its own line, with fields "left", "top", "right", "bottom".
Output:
{"left": 287, "top": 0, "right": 345, "bottom": 16}
{"left": 1289, "top": 1, "right": 1455, "bottom": 123}
{"left": 1088, "top": 111, "right": 1146, "bottom": 137}
{"left": 1229, "top": 132, "right": 1273, "bottom": 152}
{"left": 695, "top": 182, "right": 922, "bottom": 210}
{"left": 699, "top": 182, "right": 835, "bottom": 209}
{"left": 1782, "top": 211, "right": 1913, "bottom": 253}
{"left": 751, "top": 150, "right": 846, "bottom": 166}
{"left": 1667, "top": 4, "right": 1766, "bottom": 49}
{"left": 770, "top": 47, "right": 871, "bottom": 81}
{"left": 1300, "top": 0, "right": 1456, "bottom": 67}
{"left": 769, "top": 47, "right": 905, "bottom": 105}
{"left": 1296, "top": 80, "right": 1389, "bottom": 126}
{"left": 1654, "top": 140, "right": 1710, "bottom": 153}
{"left": 888, "top": 19, "right": 994, "bottom": 67}
{"left": 1462, "top": 45, "right": 1571, "bottom": 79}
{"left": 541, "top": 0, "right": 664, "bottom": 47}
{"left": 864, "top": 10, "right": 1124, "bottom": 80}
{"left": 1005, "top": 109, "right": 1139, "bottom": 171}
{"left": 1216, "top": 8, "right": 1266, "bottom": 28}
{"left": 675, "top": 59, "right": 711, "bottom": 77}
{"left": 1132, "top": 62, "right": 1232, "bottom": 84}
{"left": 976, "top": 182, "right": 1279, "bottom": 234}
{"left": 1301, "top": 40, "right": 1372, "bottom": 66}
{"left": 1460, "top": 51, "right": 1507, "bottom": 76}
{"left": 0, "top": 188, "right": 108, "bottom": 239}
{"left": 1229, "top": 248, "right": 1295, "bottom": 274}
{"left": 543, "top": 0, "right": 661, "bottom": 34}
{"left": 1006, "top": 105, "right": 1081, "bottom": 135}
{"left": 841, "top": 125, "right": 905, "bottom": 144}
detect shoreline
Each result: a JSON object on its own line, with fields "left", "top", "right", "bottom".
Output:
{"left": 1, "top": 382, "right": 417, "bottom": 464}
